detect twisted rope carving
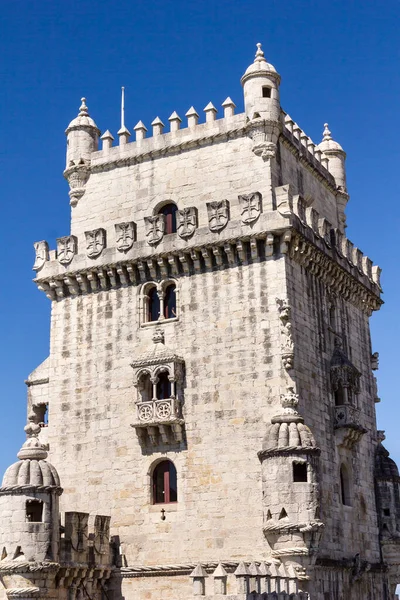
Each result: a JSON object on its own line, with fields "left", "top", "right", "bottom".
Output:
{"left": 6, "top": 588, "right": 40, "bottom": 597}
{"left": 0, "top": 562, "right": 60, "bottom": 574}
{"left": 0, "top": 485, "right": 63, "bottom": 496}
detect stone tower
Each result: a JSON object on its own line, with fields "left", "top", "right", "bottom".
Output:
{"left": 6, "top": 43, "right": 398, "bottom": 599}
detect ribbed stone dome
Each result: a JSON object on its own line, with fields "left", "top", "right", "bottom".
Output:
{"left": 66, "top": 98, "right": 100, "bottom": 133}
{"left": 241, "top": 43, "right": 280, "bottom": 83}
{"left": 318, "top": 123, "right": 344, "bottom": 154}
{"left": 2, "top": 459, "right": 60, "bottom": 487}
{"left": 262, "top": 420, "right": 317, "bottom": 451}
{"left": 375, "top": 442, "right": 400, "bottom": 480}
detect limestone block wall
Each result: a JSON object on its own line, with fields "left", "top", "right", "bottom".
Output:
{"left": 285, "top": 258, "right": 381, "bottom": 563}
{"left": 45, "top": 256, "right": 288, "bottom": 566}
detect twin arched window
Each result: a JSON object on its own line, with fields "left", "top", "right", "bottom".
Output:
{"left": 145, "top": 283, "right": 177, "bottom": 323}
{"left": 153, "top": 460, "right": 177, "bottom": 504}
{"left": 138, "top": 370, "right": 172, "bottom": 403}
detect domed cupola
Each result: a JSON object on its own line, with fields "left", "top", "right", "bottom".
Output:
{"left": 241, "top": 43, "right": 281, "bottom": 122}
{"left": 0, "top": 414, "right": 62, "bottom": 565}
{"left": 317, "top": 123, "right": 347, "bottom": 192}
{"left": 258, "top": 388, "right": 324, "bottom": 571}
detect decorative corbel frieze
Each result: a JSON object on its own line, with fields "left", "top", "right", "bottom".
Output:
{"left": 239, "top": 192, "right": 262, "bottom": 225}
{"left": 33, "top": 241, "right": 49, "bottom": 271}
{"left": 57, "top": 235, "right": 77, "bottom": 265}
{"left": 276, "top": 298, "right": 294, "bottom": 371}
{"left": 115, "top": 221, "right": 136, "bottom": 252}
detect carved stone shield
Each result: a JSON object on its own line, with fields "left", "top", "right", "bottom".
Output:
{"left": 33, "top": 241, "right": 49, "bottom": 271}
{"left": 206, "top": 200, "right": 229, "bottom": 232}
{"left": 144, "top": 215, "right": 165, "bottom": 245}
{"left": 57, "top": 235, "right": 77, "bottom": 265}
{"left": 177, "top": 207, "right": 197, "bottom": 239}
{"left": 239, "top": 192, "right": 262, "bottom": 224}
{"left": 115, "top": 221, "right": 136, "bottom": 252}
{"left": 85, "top": 228, "right": 106, "bottom": 258}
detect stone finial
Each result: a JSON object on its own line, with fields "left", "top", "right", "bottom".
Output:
{"left": 185, "top": 106, "right": 199, "bottom": 128}
{"left": 280, "top": 386, "right": 300, "bottom": 415}
{"left": 100, "top": 130, "right": 114, "bottom": 151}
{"left": 323, "top": 122, "right": 332, "bottom": 141}
{"left": 222, "top": 97, "right": 236, "bottom": 118}
{"left": 117, "top": 125, "right": 131, "bottom": 146}
{"left": 17, "top": 413, "right": 48, "bottom": 461}
{"left": 151, "top": 117, "right": 165, "bottom": 136}
{"left": 255, "top": 42, "right": 267, "bottom": 63}
{"left": 134, "top": 120, "right": 148, "bottom": 142}
{"left": 79, "top": 97, "right": 89, "bottom": 116}
{"left": 377, "top": 430, "right": 386, "bottom": 443}
{"left": 204, "top": 102, "right": 217, "bottom": 123}
{"left": 169, "top": 111, "right": 182, "bottom": 133}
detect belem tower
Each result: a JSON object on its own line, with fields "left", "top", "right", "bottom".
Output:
{"left": 0, "top": 44, "right": 399, "bottom": 600}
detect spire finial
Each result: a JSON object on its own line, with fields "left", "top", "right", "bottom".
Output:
{"left": 255, "top": 42, "right": 266, "bottom": 63}
{"left": 17, "top": 412, "right": 48, "bottom": 461}
{"left": 323, "top": 122, "right": 332, "bottom": 141}
{"left": 79, "top": 97, "right": 89, "bottom": 116}
{"left": 121, "top": 86, "right": 125, "bottom": 129}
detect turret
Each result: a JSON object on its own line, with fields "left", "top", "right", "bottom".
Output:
{"left": 258, "top": 387, "right": 324, "bottom": 575}
{"left": 65, "top": 97, "right": 100, "bottom": 168}
{"left": 64, "top": 98, "right": 100, "bottom": 207}
{"left": 318, "top": 123, "right": 347, "bottom": 192}
{"left": 241, "top": 43, "right": 281, "bottom": 122}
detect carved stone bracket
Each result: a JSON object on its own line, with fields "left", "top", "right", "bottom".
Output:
{"left": 63, "top": 164, "right": 90, "bottom": 207}
{"left": 276, "top": 298, "right": 294, "bottom": 371}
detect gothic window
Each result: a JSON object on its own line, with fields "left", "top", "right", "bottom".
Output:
{"left": 340, "top": 464, "right": 351, "bottom": 506}
{"left": 26, "top": 500, "right": 43, "bottom": 522}
{"left": 163, "top": 283, "right": 176, "bottom": 319}
{"left": 159, "top": 203, "right": 178, "bottom": 234}
{"left": 156, "top": 371, "right": 172, "bottom": 400}
{"left": 293, "top": 462, "right": 308, "bottom": 482}
{"left": 153, "top": 460, "right": 177, "bottom": 504}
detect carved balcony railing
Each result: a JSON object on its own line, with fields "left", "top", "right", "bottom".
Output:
{"left": 131, "top": 397, "right": 184, "bottom": 445}
{"left": 334, "top": 404, "right": 366, "bottom": 449}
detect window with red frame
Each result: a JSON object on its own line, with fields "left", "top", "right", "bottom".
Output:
{"left": 159, "top": 203, "right": 178, "bottom": 234}
{"left": 153, "top": 460, "right": 177, "bottom": 504}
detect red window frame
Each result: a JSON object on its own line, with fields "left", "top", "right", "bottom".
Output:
{"left": 153, "top": 461, "right": 177, "bottom": 504}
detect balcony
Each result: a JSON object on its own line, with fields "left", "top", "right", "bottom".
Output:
{"left": 131, "top": 397, "right": 184, "bottom": 445}
{"left": 334, "top": 405, "right": 366, "bottom": 449}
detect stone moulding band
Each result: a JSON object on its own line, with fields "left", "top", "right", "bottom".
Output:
{"left": 0, "top": 485, "right": 63, "bottom": 496}
{"left": 0, "top": 562, "right": 60, "bottom": 574}
{"left": 258, "top": 446, "right": 321, "bottom": 460}
{"left": 34, "top": 228, "right": 381, "bottom": 315}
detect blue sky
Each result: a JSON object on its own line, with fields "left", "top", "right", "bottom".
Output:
{"left": 0, "top": 0, "right": 399, "bottom": 475}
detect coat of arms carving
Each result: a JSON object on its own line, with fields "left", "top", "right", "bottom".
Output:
{"left": 57, "top": 235, "right": 77, "bottom": 265}
{"left": 240, "top": 192, "right": 262, "bottom": 224}
{"left": 144, "top": 215, "right": 165, "bottom": 245}
{"left": 85, "top": 228, "right": 106, "bottom": 258}
{"left": 115, "top": 221, "right": 136, "bottom": 252}
{"left": 177, "top": 207, "right": 197, "bottom": 239}
{"left": 33, "top": 240, "right": 49, "bottom": 271}
{"left": 206, "top": 200, "right": 229, "bottom": 232}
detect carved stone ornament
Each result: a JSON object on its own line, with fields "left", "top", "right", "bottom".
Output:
{"left": 57, "top": 235, "right": 77, "bottom": 265}
{"left": 85, "top": 228, "right": 106, "bottom": 258}
{"left": 145, "top": 215, "right": 165, "bottom": 246}
{"left": 177, "top": 207, "right": 197, "bottom": 239}
{"left": 276, "top": 298, "right": 294, "bottom": 370}
{"left": 239, "top": 192, "right": 262, "bottom": 224}
{"left": 207, "top": 200, "right": 229, "bottom": 232}
{"left": 63, "top": 163, "right": 90, "bottom": 207}
{"left": 33, "top": 240, "right": 49, "bottom": 271}
{"left": 115, "top": 221, "right": 136, "bottom": 252}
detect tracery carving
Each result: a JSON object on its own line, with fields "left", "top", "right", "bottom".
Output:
{"left": 144, "top": 215, "right": 165, "bottom": 245}
{"left": 206, "top": 200, "right": 229, "bottom": 232}
{"left": 239, "top": 192, "right": 262, "bottom": 224}
{"left": 33, "top": 241, "right": 49, "bottom": 271}
{"left": 85, "top": 228, "right": 106, "bottom": 259}
{"left": 115, "top": 222, "right": 136, "bottom": 252}
{"left": 57, "top": 236, "right": 77, "bottom": 265}
{"left": 276, "top": 298, "right": 294, "bottom": 370}
{"left": 177, "top": 207, "right": 197, "bottom": 239}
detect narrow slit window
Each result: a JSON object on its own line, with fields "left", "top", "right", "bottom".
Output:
{"left": 340, "top": 464, "right": 351, "bottom": 506}
{"left": 153, "top": 460, "right": 177, "bottom": 504}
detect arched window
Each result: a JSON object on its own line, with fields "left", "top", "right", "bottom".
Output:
{"left": 138, "top": 372, "right": 153, "bottom": 403}
{"left": 153, "top": 460, "right": 177, "bottom": 504}
{"left": 146, "top": 286, "right": 160, "bottom": 322}
{"left": 340, "top": 464, "right": 351, "bottom": 506}
{"left": 164, "top": 283, "right": 176, "bottom": 319}
{"left": 159, "top": 203, "right": 178, "bottom": 234}
{"left": 157, "top": 372, "right": 171, "bottom": 400}
{"left": 334, "top": 384, "right": 345, "bottom": 406}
